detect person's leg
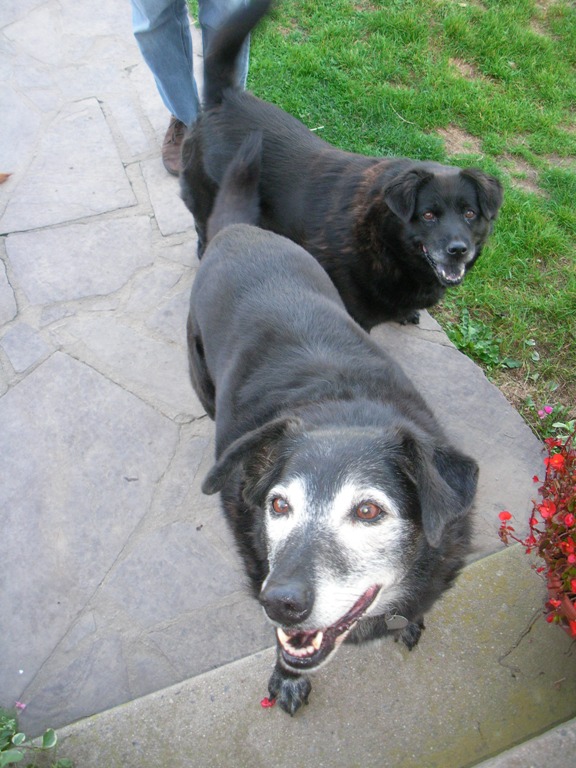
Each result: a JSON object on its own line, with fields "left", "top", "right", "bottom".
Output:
{"left": 131, "top": 0, "right": 200, "bottom": 127}
{"left": 198, "top": 0, "right": 250, "bottom": 88}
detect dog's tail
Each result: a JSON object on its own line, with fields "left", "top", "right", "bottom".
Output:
{"left": 206, "top": 130, "right": 263, "bottom": 242}
{"left": 203, "top": 0, "right": 273, "bottom": 108}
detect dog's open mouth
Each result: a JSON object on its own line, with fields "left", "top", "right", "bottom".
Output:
{"left": 276, "top": 585, "right": 381, "bottom": 671}
{"left": 421, "top": 245, "right": 466, "bottom": 287}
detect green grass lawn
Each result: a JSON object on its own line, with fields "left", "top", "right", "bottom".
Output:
{"left": 193, "top": 0, "right": 576, "bottom": 438}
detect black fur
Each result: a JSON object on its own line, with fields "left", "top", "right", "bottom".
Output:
{"left": 187, "top": 132, "right": 478, "bottom": 715}
{"left": 181, "top": 0, "right": 503, "bottom": 329}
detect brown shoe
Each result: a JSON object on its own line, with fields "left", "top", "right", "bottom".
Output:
{"left": 162, "top": 116, "right": 186, "bottom": 176}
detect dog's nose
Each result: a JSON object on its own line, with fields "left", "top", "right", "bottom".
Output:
{"left": 446, "top": 240, "right": 468, "bottom": 256}
{"left": 259, "top": 578, "right": 313, "bottom": 625}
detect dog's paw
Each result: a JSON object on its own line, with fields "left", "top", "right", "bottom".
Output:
{"left": 399, "top": 310, "right": 421, "bottom": 325}
{"left": 400, "top": 619, "right": 425, "bottom": 650}
{"left": 268, "top": 663, "right": 312, "bottom": 716}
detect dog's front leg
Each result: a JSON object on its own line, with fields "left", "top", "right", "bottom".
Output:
{"left": 399, "top": 617, "right": 425, "bottom": 650}
{"left": 268, "top": 660, "right": 312, "bottom": 716}
{"left": 398, "top": 309, "right": 421, "bottom": 325}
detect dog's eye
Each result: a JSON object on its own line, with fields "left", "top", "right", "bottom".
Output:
{"left": 463, "top": 208, "right": 476, "bottom": 220}
{"left": 354, "top": 502, "right": 384, "bottom": 522}
{"left": 422, "top": 211, "right": 436, "bottom": 222}
{"left": 271, "top": 497, "right": 291, "bottom": 516}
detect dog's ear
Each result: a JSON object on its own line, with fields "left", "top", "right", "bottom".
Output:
{"left": 383, "top": 168, "right": 433, "bottom": 223}
{"left": 460, "top": 168, "right": 504, "bottom": 220}
{"left": 402, "top": 435, "right": 478, "bottom": 548}
{"left": 202, "top": 417, "right": 302, "bottom": 495}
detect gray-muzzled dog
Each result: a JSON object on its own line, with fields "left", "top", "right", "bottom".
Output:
{"left": 187, "top": 131, "right": 478, "bottom": 715}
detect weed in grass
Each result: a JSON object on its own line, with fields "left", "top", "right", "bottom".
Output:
{"left": 525, "top": 395, "right": 576, "bottom": 442}
{"left": 444, "top": 308, "right": 521, "bottom": 370}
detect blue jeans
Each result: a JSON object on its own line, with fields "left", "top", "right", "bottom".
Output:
{"left": 131, "top": 0, "right": 250, "bottom": 127}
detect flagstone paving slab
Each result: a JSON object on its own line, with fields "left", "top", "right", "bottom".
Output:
{"left": 0, "top": 99, "right": 136, "bottom": 233}
{"left": 475, "top": 718, "right": 576, "bottom": 768}
{"left": 0, "top": 259, "right": 17, "bottom": 325}
{"left": 0, "top": 0, "right": 47, "bottom": 27}
{"left": 6, "top": 217, "right": 154, "bottom": 304}
{"left": 0, "top": 322, "right": 51, "bottom": 372}
{"left": 141, "top": 158, "right": 193, "bottom": 236}
{"left": 0, "top": 352, "right": 180, "bottom": 706}
{"left": 0, "top": 84, "right": 42, "bottom": 177}
{"left": 47, "top": 312, "right": 201, "bottom": 420}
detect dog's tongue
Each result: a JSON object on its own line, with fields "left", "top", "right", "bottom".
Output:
{"left": 276, "top": 585, "right": 380, "bottom": 669}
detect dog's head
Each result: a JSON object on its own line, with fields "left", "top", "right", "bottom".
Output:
{"left": 203, "top": 416, "right": 478, "bottom": 673}
{"left": 381, "top": 164, "right": 503, "bottom": 286}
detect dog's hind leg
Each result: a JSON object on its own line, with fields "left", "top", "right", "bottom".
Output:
{"left": 268, "top": 661, "right": 312, "bottom": 716}
{"left": 186, "top": 315, "right": 216, "bottom": 418}
{"left": 180, "top": 132, "right": 218, "bottom": 259}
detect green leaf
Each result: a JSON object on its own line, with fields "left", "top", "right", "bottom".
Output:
{"left": 0, "top": 751, "right": 24, "bottom": 766}
{"left": 10, "top": 735, "right": 25, "bottom": 747}
{"left": 41, "top": 730, "right": 57, "bottom": 750}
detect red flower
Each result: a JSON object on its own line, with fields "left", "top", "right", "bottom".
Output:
{"left": 545, "top": 453, "right": 566, "bottom": 471}
{"left": 544, "top": 437, "right": 563, "bottom": 448}
{"left": 560, "top": 539, "right": 576, "bottom": 555}
{"left": 260, "top": 697, "right": 276, "bottom": 708}
{"left": 538, "top": 499, "right": 556, "bottom": 519}
{"left": 498, "top": 429, "right": 576, "bottom": 639}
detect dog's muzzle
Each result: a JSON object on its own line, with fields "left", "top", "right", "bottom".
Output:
{"left": 275, "top": 584, "right": 381, "bottom": 671}
{"left": 421, "top": 244, "right": 468, "bottom": 286}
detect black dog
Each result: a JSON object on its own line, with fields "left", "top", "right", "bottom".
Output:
{"left": 181, "top": 0, "right": 503, "bottom": 329}
{"left": 187, "top": 131, "right": 478, "bottom": 715}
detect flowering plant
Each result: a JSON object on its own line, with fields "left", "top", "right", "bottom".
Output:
{"left": 0, "top": 707, "right": 72, "bottom": 768}
{"left": 499, "top": 429, "right": 576, "bottom": 638}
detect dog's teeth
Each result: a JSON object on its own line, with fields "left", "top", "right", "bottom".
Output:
{"left": 277, "top": 628, "right": 323, "bottom": 657}
{"left": 311, "top": 631, "right": 323, "bottom": 651}
{"left": 277, "top": 628, "right": 290, "bottom": 648}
